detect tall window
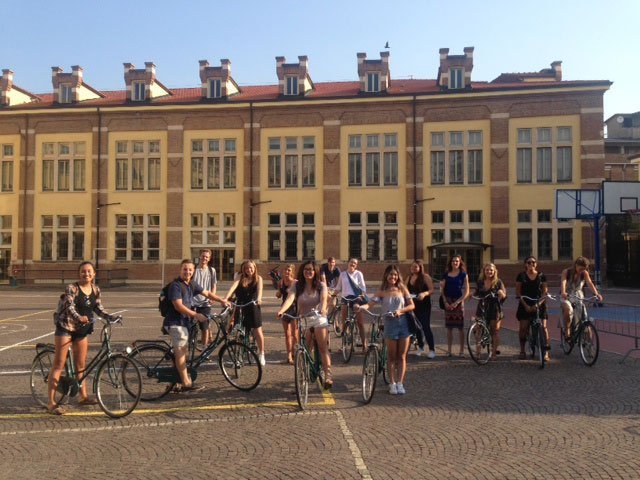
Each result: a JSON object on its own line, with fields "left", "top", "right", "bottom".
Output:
{"left": 132, "top": 82, "right": 146, "bottom": 101}
{"left": 348, "top": 211, "right": 397, "bottom": 261}
{"left": 1, "top": 144, "right": 13, "bottom": 192}
{"left": 0, "top": 215, "right": 12, "bottom": 261}
{"left": 190, "top": 138, "right": 236, "bottom": 190}
{"left": 115, "top": 140, "right": 161, "bottom": 191}
{"left": 114, "top": 214, "right": 160, "bottom": 261}
{"left": 268, "top": 136, "right": 315, "bottom": 189}
{"left": 517, "top": 229, "right": 532, "bottom": 260}
{"left": 348, "top": 133, "right": 398, "bottom": 187}
{"left": 40, "top": 215, "right": 84, "bottom": 261}
{"left": 449, "top": 68, "right": 463, "bottom": 89}
{"left": 430, "top": 129, "right": 483, "bottom": 185}
{"left": 518, "top": 208, "right": 572, "bottom": 260}
{"left": 208, "top": 79, "right": 222, "bottom": 99}
{"left": 516, "top": 126, "right": 573, "bottom": 184}
{"left": 558, "top": 228, "right": 573, "bottom": 260}
{"left": 190, "top": 212, "right": 235, "bottom": 249}
{"left": 267, "top": 212, "right": 315, "bottom": 260}
{"left": 60, "top": 84, "right": 72, "bottom": 104}
{"left": 285, "top": 76, "right": 298, "bottom": 96}
{"left": 366, "top": 72, "right": 380, "bottom": 92}
{"left": 42, "top": 142, "right": 85, "bottom": 192}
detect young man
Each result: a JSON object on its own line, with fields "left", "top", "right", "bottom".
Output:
{"left": 192, "top": 249, "right": 218, "bottom": 348}
{"left": 163, "top": 259, "right": 227, "bottom": 392}
{"left": 320, "top": 257, "right": 341, "bottom": 289}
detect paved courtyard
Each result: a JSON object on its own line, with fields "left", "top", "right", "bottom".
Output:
{"left": 1, "top": 285, "right": 639, "bottom": 479}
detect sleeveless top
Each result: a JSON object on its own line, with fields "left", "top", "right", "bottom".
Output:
{"left": 565, "top": 269, "right": 586, "bottom": 299}
{"left": 297, "top": 283, "right": 327, "bottom": 316}
{"left": 235, "top": 281, "right": 258, "bottom": 304}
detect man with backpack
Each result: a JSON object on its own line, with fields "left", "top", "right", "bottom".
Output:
{"left": 163, "top": 258, "right": 228, "bottom": 392}
{"left": 192, "top": 249, "right": 218, "bottom": 348}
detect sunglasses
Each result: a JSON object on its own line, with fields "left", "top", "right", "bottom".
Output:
{"left": 526, "top": 260, "right": 537, "bottom": 265}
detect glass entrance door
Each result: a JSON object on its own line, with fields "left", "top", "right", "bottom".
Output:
{"left": 212, "top": 249, "right": 235, "bottom": 281}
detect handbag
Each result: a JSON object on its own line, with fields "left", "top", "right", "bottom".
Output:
{"left": 407, "top": 312, "right": 425, "bottom": 344}
{"left": 345, "top": 272, "right": 370, "bottom": 303}
{"left": 438, "top": 295, "right": 445, "bottom": 310}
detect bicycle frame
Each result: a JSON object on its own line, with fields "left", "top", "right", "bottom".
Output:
{"left": 521, "top": 295, "right": 554, "bottom": 369}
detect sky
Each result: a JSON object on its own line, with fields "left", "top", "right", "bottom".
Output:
{"left": 1, "top": 0, "right": 638, "bottom": 125}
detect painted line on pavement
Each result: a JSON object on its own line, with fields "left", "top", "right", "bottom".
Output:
{"left": 335, "top": 410, "right": 373, "bottom": 480}
{"left": 0, "top": 332, "right": 54, "bottom": 353}
{"left": 0, "top": 310, "right": 51, "bottom": 324}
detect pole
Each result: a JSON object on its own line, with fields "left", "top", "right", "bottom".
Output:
{"left": 594, "top": 216, "right": 601, "bottom": 288}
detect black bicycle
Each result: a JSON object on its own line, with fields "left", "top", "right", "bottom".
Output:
{"left": 467, "top": 292, "right": 497, "bottom": 365}
{"left": 559, "top": 294, "right": 600, "bottom": 366}
{"left": 30, "top": 316, "right": 142, "bottom": 418}
{"left": 521, "top": 295, "right": 554, "bottom": 369}
{"left": 129, "top": 302, "right": 262, "bottom": 401}
{"left": 361, "top": 309, "right": 394, "bottom": 404}
{"left": 339, "top": 295, "right": 362, "bottom": 363}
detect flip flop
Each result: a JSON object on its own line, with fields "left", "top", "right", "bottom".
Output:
{"left": 46, "top": 405, "right": 66, "bottom": 415}
{"left": 78, "top": 396, "right": 99, "bottom": 406}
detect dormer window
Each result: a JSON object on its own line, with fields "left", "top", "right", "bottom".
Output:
{"left": 285, "top": 76, "right": 298, "bottom": 96}
{"left": 449, "top": 68, "right": 464, "bottom": 89}
{"left": 60, "top": 84, "right": 73, "bottom": 104}
{"left": 132, "top": 81, "right": 146, "bottom": 101}
{"left": 366, "top": 73, "right": 380, "bottom": 93}
{"left": 208, "top": 79, "right": 222, "bottom": 99}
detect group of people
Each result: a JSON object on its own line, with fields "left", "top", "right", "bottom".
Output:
{"left": 46, "top": 252, "right": 603, "bottom": 414}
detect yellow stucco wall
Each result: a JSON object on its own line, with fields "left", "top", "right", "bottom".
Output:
{"left": 0, "top": 134, "right": 21, "bottom": 263}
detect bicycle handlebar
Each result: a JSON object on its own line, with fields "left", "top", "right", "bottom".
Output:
{"left": 228, "top": 300, "right": 258, "bottom": 309}
{"left": 281, "top": 309, "right": 321, "bottom": 322}
{"left": 360, "top": 308, "right": 396, "bottom": 320}
{"left": 520, "top": 294, "right": 556, "bottom": 304}
{"left": 472, "top": 292, "right": 498, "bottom": 301}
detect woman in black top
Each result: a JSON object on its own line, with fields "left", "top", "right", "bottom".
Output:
{"left": 515, "top": 256, "right": 549, "bottom": 360}
{"left": 407, "top": 260, "right": 436, "bottom": 358}
{"left": 275, "top": 264, "right": 297, "bottom": 364}
{"left": 475, "top": 263, "right": 507, "bottom": 359}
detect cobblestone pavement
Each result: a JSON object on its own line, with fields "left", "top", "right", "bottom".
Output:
{"left": 1, "top": 286, "right": 639, "bottom": 479}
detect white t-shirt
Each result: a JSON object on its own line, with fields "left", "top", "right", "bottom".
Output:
{"left": 337, "top": 270, "right": 366, "bottom": 297}
{"left": 192, "top": 265, "right": 217, "bottom": 307}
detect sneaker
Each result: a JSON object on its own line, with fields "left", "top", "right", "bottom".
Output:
{"left": 427, "top": 350, "right": 436, "bottom": 359}
{"left": 389, "top": 383, "right": 398, "bottom": 395}
{"left": 396, "top": 383, "right": 406, "bottom": 395}
{"left": 414, "top": 347, "right": 425, "bottom": 356}
{"left": 259, "top": 353, "right": 266, "bottom": 366}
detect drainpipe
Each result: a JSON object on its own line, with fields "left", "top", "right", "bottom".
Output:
{"left": 95, "top": 107, "right": 102, "bottom": 276}
{"left": 249, "top": 102, "right": 254, "bottom": 259}
{"left": 21, "top": 115, "right": 28, "bottom": 283}
{"left": 412, "top": 95, "right": 418, "bottom": 260}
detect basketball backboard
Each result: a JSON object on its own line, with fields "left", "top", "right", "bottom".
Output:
{"left": 555, "top": 189, "right": 601, "bottom": 220}
{"left": 602, "top": 181, "right": 640, "bottom": 215}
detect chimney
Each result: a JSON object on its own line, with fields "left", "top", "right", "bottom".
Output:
{"left": 551, "top": 61, "right": 562, "bottom": 81}
{"left": 0, "top": 69, "right": 14, "bottom": 106}
{"left": 438, "top": 47, "right": 474, "bottom": 89}
{"left": 199, "top": 59, "right": 238, "bottom": 99}
{"left": 357, "top": 51, "right": 391, "bottom": 93}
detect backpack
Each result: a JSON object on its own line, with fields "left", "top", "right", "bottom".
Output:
{"left": 159, "top": 278, "right": 186, "bottom": 318}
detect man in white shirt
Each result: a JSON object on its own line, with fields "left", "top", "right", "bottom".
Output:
{"left": 192, "top": 249, "right": 218, "bottom": 347}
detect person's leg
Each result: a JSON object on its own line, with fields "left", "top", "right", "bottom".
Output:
{"left": 518, "top": 319, "right": 530, "bottom": 357}
{"left": 173, "top": 346, "right": 191, "bottom": 385}
{"left": 446, "top": 327, "right": 453, "bottom": 355}
{"left": 315, "top": 328, "right": 332, "bottom": 386}
{"left": 458, "top": 327, "right": 465, "bottom": 355}
{"left": 253, "top": 326, "right": 265, "bottom": 358}
{"left": 48, "top": 334, "right": 72, "bottom": 410}
{"left": 356, "top": 311, "right": 367, "bottom": 350}
{"left": 396, "top": 337, "right": 411, "bottom": 384}
{"left": 71, "top": 336, "right": 91, "bottom": 401}
{"left": 386, "top": 339, "right": 398, "bottom": 385}
{"left": 340, "top": 304, "right": 347, "bottom": 333}
{"left": 282, "top": 319, "right": 293, "bottom": 362}
{"left": 491, "top": 319, "right": 502, "bottom": 357}
{"left": 561, "top": 301, "right": 573, "bottom": 339}
{"left": 542, "top": 319, "right": 550, "bottom": 361}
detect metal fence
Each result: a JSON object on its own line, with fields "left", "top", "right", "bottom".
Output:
{"left": 590, "top": 302, "right": 640, "bottom": 362}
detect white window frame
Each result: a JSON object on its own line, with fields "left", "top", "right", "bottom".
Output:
{"left": 209, "top": 79, "right": 222, "bottom": 99}
{"left": 285, "top": 76, "right": 298, "bottom": 96}
{"left": 366, "top": 72, "right": 380, "bottom": 92}
{"left": 449, "top": 68, "right": 464, "bottom": 89}
{"left": 60, "top": 84, "right": 73, "bottom": 104}
{"left": 132, "top": 81, "right": 146, "bottom": 101}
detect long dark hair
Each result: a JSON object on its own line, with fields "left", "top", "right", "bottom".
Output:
{"left": 408, "top": 259, "right": 428, "bottom": 291}
{"left": 447, "top": 255, "right": 466, "bottom": 273}
{"left": 295, "top": 260, "right": 320, "bottom": 296}
{"left": 380, "top": 264, "right": 406, "bottom": 292}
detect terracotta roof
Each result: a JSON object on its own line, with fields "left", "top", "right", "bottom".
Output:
{"left": 4, "top": 78, "right": 611, "bottom": 110}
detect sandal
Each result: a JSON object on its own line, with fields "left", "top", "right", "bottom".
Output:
{"left": 46, "top": 405, "right": 66, "bottom": 415}
{"left": 78, "top": 396, "right": 98, "bottom": 406}
{"left": 518, "top": 352, "right": 526, "bottom": 360}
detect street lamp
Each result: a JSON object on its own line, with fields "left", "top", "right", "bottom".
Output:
{"left": 413, "top": 197, "right": 435, "bottom": 260}
{"left": 248, "top": 200, "right": 272, "bottom": 259}
{"left": 95, "top": 202, "right": 121, "bottom": 283}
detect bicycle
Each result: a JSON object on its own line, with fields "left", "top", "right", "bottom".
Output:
{"left": 129, "top": 302, "right": 262, "bottom": 401}
{"left": 228, "top": 300, "right": 259, "bottom": 354}
{"left": 282, "top": 309, "right": 329, "bottom": 410}
{"left": 30, "top": 316, "right": 142, "bottom": 418}
{"left": 339, "top": 295, "right": 362, "bottom": 363}
{"left": 361, "top": 309, "right": 394, "bottom": 404}
{"left": 467, "top": 292, "right": 498, "bottom": 365}
{"left": 521, "top": 295, "right": 555, "bottom": 369}
{"left": 327, "top": 290, "right": 341, "bottom": 336}
{"left": 558, "top": 294, "right": 600, "bottom": 366}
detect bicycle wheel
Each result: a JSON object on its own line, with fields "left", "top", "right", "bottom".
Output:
{"left": 331, "top": 308, "right": 341, "bottom": 336}
{"left": 294, "top": 348, "right": 309, "bottom": 410}
{"left": 195, "top": 322, "right": 220, "bottom": 352}
{"left": 579, "top": 322, "right": 600, "bottom": 367}
{"left": 128, "top": 343, "right": 175, "bottom": 401}
{"left": 467, "top": 322, "right": 491, "bottom": 365}
{"left": 380, "top": 342, "right": 389, "bottom": 385}
{"left": 537, "top": 325, "right": 546, "bottom": 369}
{"left": 95, "top": 354, "right": 142, "bottom": 418}
{"left": 362, "top": 346, "right": 379, "bottom": 404}
{"left": 30, "top": 349, "right": 69, "bottom": 407}
{"left": 559, "top": 325, "right": 572, "bottom": 355}
{"left": 218, "top": 341, "right": 262, "bottom": 391}
{"left": 341, "top": 322, "right": 354, "bottom": 363}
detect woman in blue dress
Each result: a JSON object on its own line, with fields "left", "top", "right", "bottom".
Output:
{"left": 440, "top": 255, "right": 470, "bottom": 357}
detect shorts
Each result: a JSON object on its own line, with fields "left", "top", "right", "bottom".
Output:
{"left": 304, "top": 313, "right": 328, "bottom": 330}
{"left": 168, "top": 326, "right": 189, "bottom": 349}
{"left": 560, "top": 299, "right": 583, "bottom": 324}
{"left": 195, "top": 305, "right": 212, "bottom": 331}
{"left": 384, "top": 314, "right": 411, "bottom": 340}
{"left": 55, "top": 323, "right": 93, "bottom": 341}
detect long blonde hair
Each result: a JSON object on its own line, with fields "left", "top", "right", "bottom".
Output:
{"left": 239, "top": 259, "right": 259, "bottom": 287}
{"left": 478, "top": 263, "right": 499, "bottom": 289}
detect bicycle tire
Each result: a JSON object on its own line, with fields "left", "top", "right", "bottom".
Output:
{"left": 294, "top": 348, "right": 309, "bottom": 410}
{"left": 467, "top": 322, "right": 491, "bottom": 365}
{"left": 30, "top": 349, "right": 68, "bottom": 408}
{"left": 128, "top": 343, "right": 175, "bottom": 401}
{"left": 95, "top": 354, "right": 142, "bottom": 418}
{"left": 331, "top": 308, "right": 341, "bottom": 336}
{"left": 362, "top": 346, "right": 379, "bottom": 404}
{"left": 579, "top": 322, "right": 600, "bottom": 367}
{"left": 218, "top": 341, "right": 262, "bottom": 391}
{"left": 537, "top": 325, "right": 546, "bottom": 369}
{"left": 341, "top": 322, "right": 354, "bottom": 363}
{"left": 559, "top": 325, "right": 572, "bottom": 355}
{"left": 195, "top": 321, "right": 221, "bottom": 352}
{"left": 380, "top": 342, "right": 389, "bottom": 385}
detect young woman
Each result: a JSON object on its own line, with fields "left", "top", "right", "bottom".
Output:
{"left": 275, "top": 264, "right": 298, "bottom": 364}
{"left": 334, "top": 258, "right": 368, "bottom": 351}
{"left": 358, "top": 265, "right": 415, "bottom": 395}
{"left": 475, "top": 263, "right": 507, "bottom": 360}
{"left": 559, "top": 256, "right": 603, "bottom": 341}
{"left": 225, "top": 260, "right": 266, "bottom": 366}
{"left": 47, "top": 261, "right": 120, "bottom": 415}
{"left": 516, "top": 256, "right": 550, "bottom": 361}
{"left": 440, "top": 255, "right": 470, "bottom": 357}
{"left": 407, "top": 260, "right": 436, "bottom": 358}
{"left": 277, "top": 261, "right": 333, "bottom": 389}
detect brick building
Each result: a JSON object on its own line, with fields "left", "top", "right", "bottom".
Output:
{"left": 0, "top": 49, "right": 611, "bottom": 285}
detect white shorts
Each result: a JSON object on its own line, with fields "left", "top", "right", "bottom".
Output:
{"left": 561, "top": 299, "right": 584, "bottom": 324}
{"left": 305, "top": 314, "right": 328, "bottom": 330}
{"left": 168, "top": 326, "right": 189, "bottom": 348}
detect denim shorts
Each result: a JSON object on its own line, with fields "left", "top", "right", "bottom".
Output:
{"left": 168, "top": 326, "right": 189, "bottom": 348}
{"left": 384, "top": 314, "right": 411, "bottom": 340}
{"left": 54, "top": 323, "right": 93, "bottom": 341}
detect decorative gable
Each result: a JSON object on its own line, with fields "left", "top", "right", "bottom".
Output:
{"left": 275, "top": 56, "right": 314, "bottom": 97}
{"left": 357, "top": 51, "right": 390, "bottom": 93}
{"left": 437, "top": 47, "right": 474, "bottom": 90}
{"left": 123, "top": 62, "right": 171, "bottom": 102}
{"left": 0, "top": 69, "right": 38, "bottom": 107}
{"left": 198, "top": 59, "right": 240, "bottom": 99}
{"left": 51, "top": 65, "right": 103, "bottom": 104}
